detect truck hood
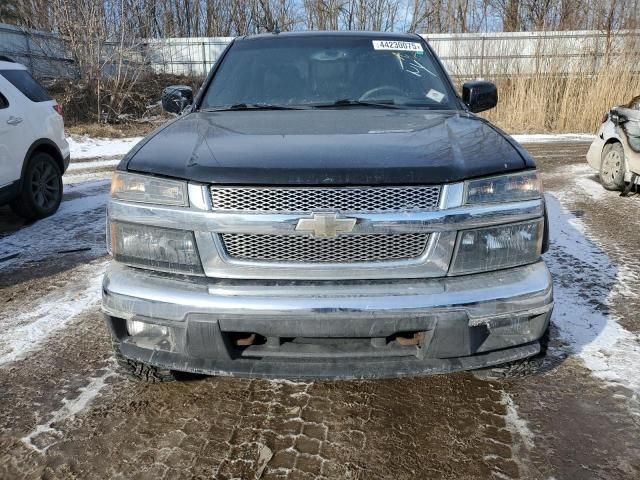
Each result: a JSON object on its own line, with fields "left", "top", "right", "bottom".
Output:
{"left": 124, "top": 109, "right": 528, "bottom": 185}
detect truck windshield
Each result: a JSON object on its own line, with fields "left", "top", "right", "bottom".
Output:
{"left": 200, "top": 36, "right": 457, "bottom": 110}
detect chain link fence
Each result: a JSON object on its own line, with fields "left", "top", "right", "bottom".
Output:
{"left": 0, "top": 23, "right": 74, "bottom": 78}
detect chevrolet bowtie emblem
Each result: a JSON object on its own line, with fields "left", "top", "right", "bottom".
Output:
{"left": 295, "top": 213, "right": 357, "bottom": 237}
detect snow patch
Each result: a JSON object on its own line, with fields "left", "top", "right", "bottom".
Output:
{"left": 545, "top": 194, "right": 640, "bottom": 398}
{"left": 67, "top": 159, "right": 120, "bottom": 172}
{"left": 0, "top": 263, "right": 106, "bottom": 366}
{"left": 501, "top": 392, "right": 535, "bottom": 450}
{"left": 21, "top": 365, "right": 116, "bottom": 453}
{"left": 574, "top": 176, "right": 609, "bottom": 201}
{"left": 64, "top": 171, "right": 113, "bottom": 185}
{"left": 0, "top": 181, "right": 108, "bottom": 269}
{"left": 511, "top": 133, "right": 595, "bottom": 143}
{"left": 67, "top": 135, "right": 143, "bottom": 159}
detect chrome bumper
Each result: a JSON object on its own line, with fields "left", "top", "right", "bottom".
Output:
{"left": 102, "top": 260, "right": 553, "bottom": 379}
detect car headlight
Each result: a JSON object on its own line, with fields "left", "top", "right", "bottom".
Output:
{"left": 109, "top": 221, "right": 203, "bottom": 274}
{"left": 450, "top": 219, "right": 543, "bottom": 275}
{"left": 111, "top": 172, "right": 188, "bottom": 206}
{"left": 465, "top": 171, "right": 542, "bottom": 204}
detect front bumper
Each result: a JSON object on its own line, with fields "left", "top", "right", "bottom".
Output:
{"left": 102, "top": 261, "right": 553, "bottom": 379}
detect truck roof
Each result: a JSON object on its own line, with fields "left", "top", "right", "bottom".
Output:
{"left": 237, "top": 30, "right": 423, "bottom": 42}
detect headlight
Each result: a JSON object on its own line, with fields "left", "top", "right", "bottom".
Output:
{"left": 465, "top": 171, "right": 542, "bottom": 204}
{"left": 450, "top": 219, "right": 543, "bottom": 275}
{"left": 109, "top": 221, "right": 203, "bottom": 274}
{"left": 111, "top": 172, "right": 188, "bottom": 206}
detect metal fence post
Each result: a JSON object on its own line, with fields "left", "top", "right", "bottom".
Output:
{"left": 592, "top": 33, "right": 599, "bottom": 76}
{"left": 24, "top": 30, "right": 34, "bottom": 74}
{"left": 202, "top": 41, "right": 207, "bottom": 75}
{"left": 479, "top": 36, "right": 485, "bottom": 78}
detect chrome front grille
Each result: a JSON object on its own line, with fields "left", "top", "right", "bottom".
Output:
{"left": 221, "top": 233, "right": 431, "bottom": 263}
{"left": 210, "top": 186, "right": 441, "bottom": 213}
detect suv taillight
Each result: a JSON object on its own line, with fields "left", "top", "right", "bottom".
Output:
{"left": 53, "top": 104, "right": 63, "bottom": 116}
{"left": 601, "top": 112, "right": 609, "bottom": 124}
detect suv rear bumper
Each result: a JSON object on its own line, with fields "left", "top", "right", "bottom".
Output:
{"left": 102, "top": 261, "right": 553, "bottom": 379}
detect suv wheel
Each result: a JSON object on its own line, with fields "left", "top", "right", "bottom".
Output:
{"left": 10, "top": 152, "right": 63, "bottom": 220}
{"left": 600, "top": 142, "right": 626, "bottom": 190}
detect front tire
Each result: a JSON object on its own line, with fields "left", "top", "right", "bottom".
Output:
{"left": 10, "top": 152, "right": 63, "bottom": 220}
{"left": 600, "top": 142, "right": 626, "bottom": 190}
{"left": 473, "top": 327, "right": 551, "bottom": 380}
{"left": 112, "top": 342, "right": 177, "bottom": 383}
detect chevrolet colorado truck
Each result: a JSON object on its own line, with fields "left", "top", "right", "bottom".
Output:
{"left": 102, "top": 31, "right": 553, "bottom": 381}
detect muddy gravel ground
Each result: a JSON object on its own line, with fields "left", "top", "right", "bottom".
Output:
{"left": 1, "top": 141, "right": 639, "bottom": 479}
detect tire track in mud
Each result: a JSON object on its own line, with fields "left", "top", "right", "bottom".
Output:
{"left": 1, "top": 368, "right": 530, "bottom": 479}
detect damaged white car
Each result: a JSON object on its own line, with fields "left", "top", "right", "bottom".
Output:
{"left": 587, "top": 95, "right": 640, "bottom": 193}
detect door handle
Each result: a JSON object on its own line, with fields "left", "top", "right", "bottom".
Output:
{"left": 7, "top": 116, "right": 23, "bottom": 125}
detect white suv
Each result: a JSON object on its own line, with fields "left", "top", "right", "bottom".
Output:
{"left": 0, "top": 58, "right": 70, "bottom": 220}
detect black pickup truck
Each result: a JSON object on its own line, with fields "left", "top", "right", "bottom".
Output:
{"left": 102, "top": 31, "right": 553, "bottom": 381}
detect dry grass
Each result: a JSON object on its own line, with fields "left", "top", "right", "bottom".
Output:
{"left": 470, "top": 36, "right": 640, "bottom": 133}
{"left": 65, "top": 122, "right": 157, "bottom": 138}
{"left": 484, "top": 70, "right": 640, "bottom": 133}
{"left": 45, "top": 73, "right": 202, "bottom": 126}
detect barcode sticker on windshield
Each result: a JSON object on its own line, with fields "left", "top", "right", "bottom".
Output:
{"left": 426, "top": 89, "right": 445, "bottom": 102}
{"left": 372, "top": 40, "right": 423, "bottom": 52}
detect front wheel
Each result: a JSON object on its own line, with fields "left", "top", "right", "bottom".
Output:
{"left": 473, "top": 327, "right": 551, "bottom": 380}
{"left": 599, "top": 142, "right": 626, "bottom": 191}
{"left": 112, "top": 342, "right": 178, "bottom": 383}
{"left": 10, "top": 152, "right": 63, "bottom": 220}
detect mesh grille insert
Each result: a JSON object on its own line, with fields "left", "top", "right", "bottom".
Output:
{"left": 221, "top": 233, "right": 430, "bottom": 263}
{"left": 210, "top": 186, "right": 441, "bottom": 213}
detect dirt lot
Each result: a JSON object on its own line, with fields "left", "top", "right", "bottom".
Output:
{"left": 1, "top": 141, "right": 639, "bottom": 479}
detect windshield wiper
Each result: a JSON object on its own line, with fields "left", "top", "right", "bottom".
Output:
{"left": 310, "top": 99, "right": 403, "bottom": 109}
{"left": 202, "top": 103, "right": 309, "bottom": 112}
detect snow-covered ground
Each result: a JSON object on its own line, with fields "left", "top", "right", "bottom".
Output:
{"left": 67, "top": 159, "right": 121, "bottom": 172}
{"left": 545, "top": 194, "right": 640, "bottom": 399}
{"left": 67, "top": 135, "right": 143, "bottom": 159}
{"left": 0, "top": 263, "right": 106, "bottom": 366}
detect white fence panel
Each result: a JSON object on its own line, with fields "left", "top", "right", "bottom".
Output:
{"left": 1, "top": 22, "right": 638, "bottom": 80}
{"left": 423, "top": 30, "right": 640, "bottom": 77}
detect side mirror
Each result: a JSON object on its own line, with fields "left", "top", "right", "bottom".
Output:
{"left": 462, "top": 80, "right": 497, "bottom": 113}
{"left": 162, "top": 85, "right": 193, "bottom": 114}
